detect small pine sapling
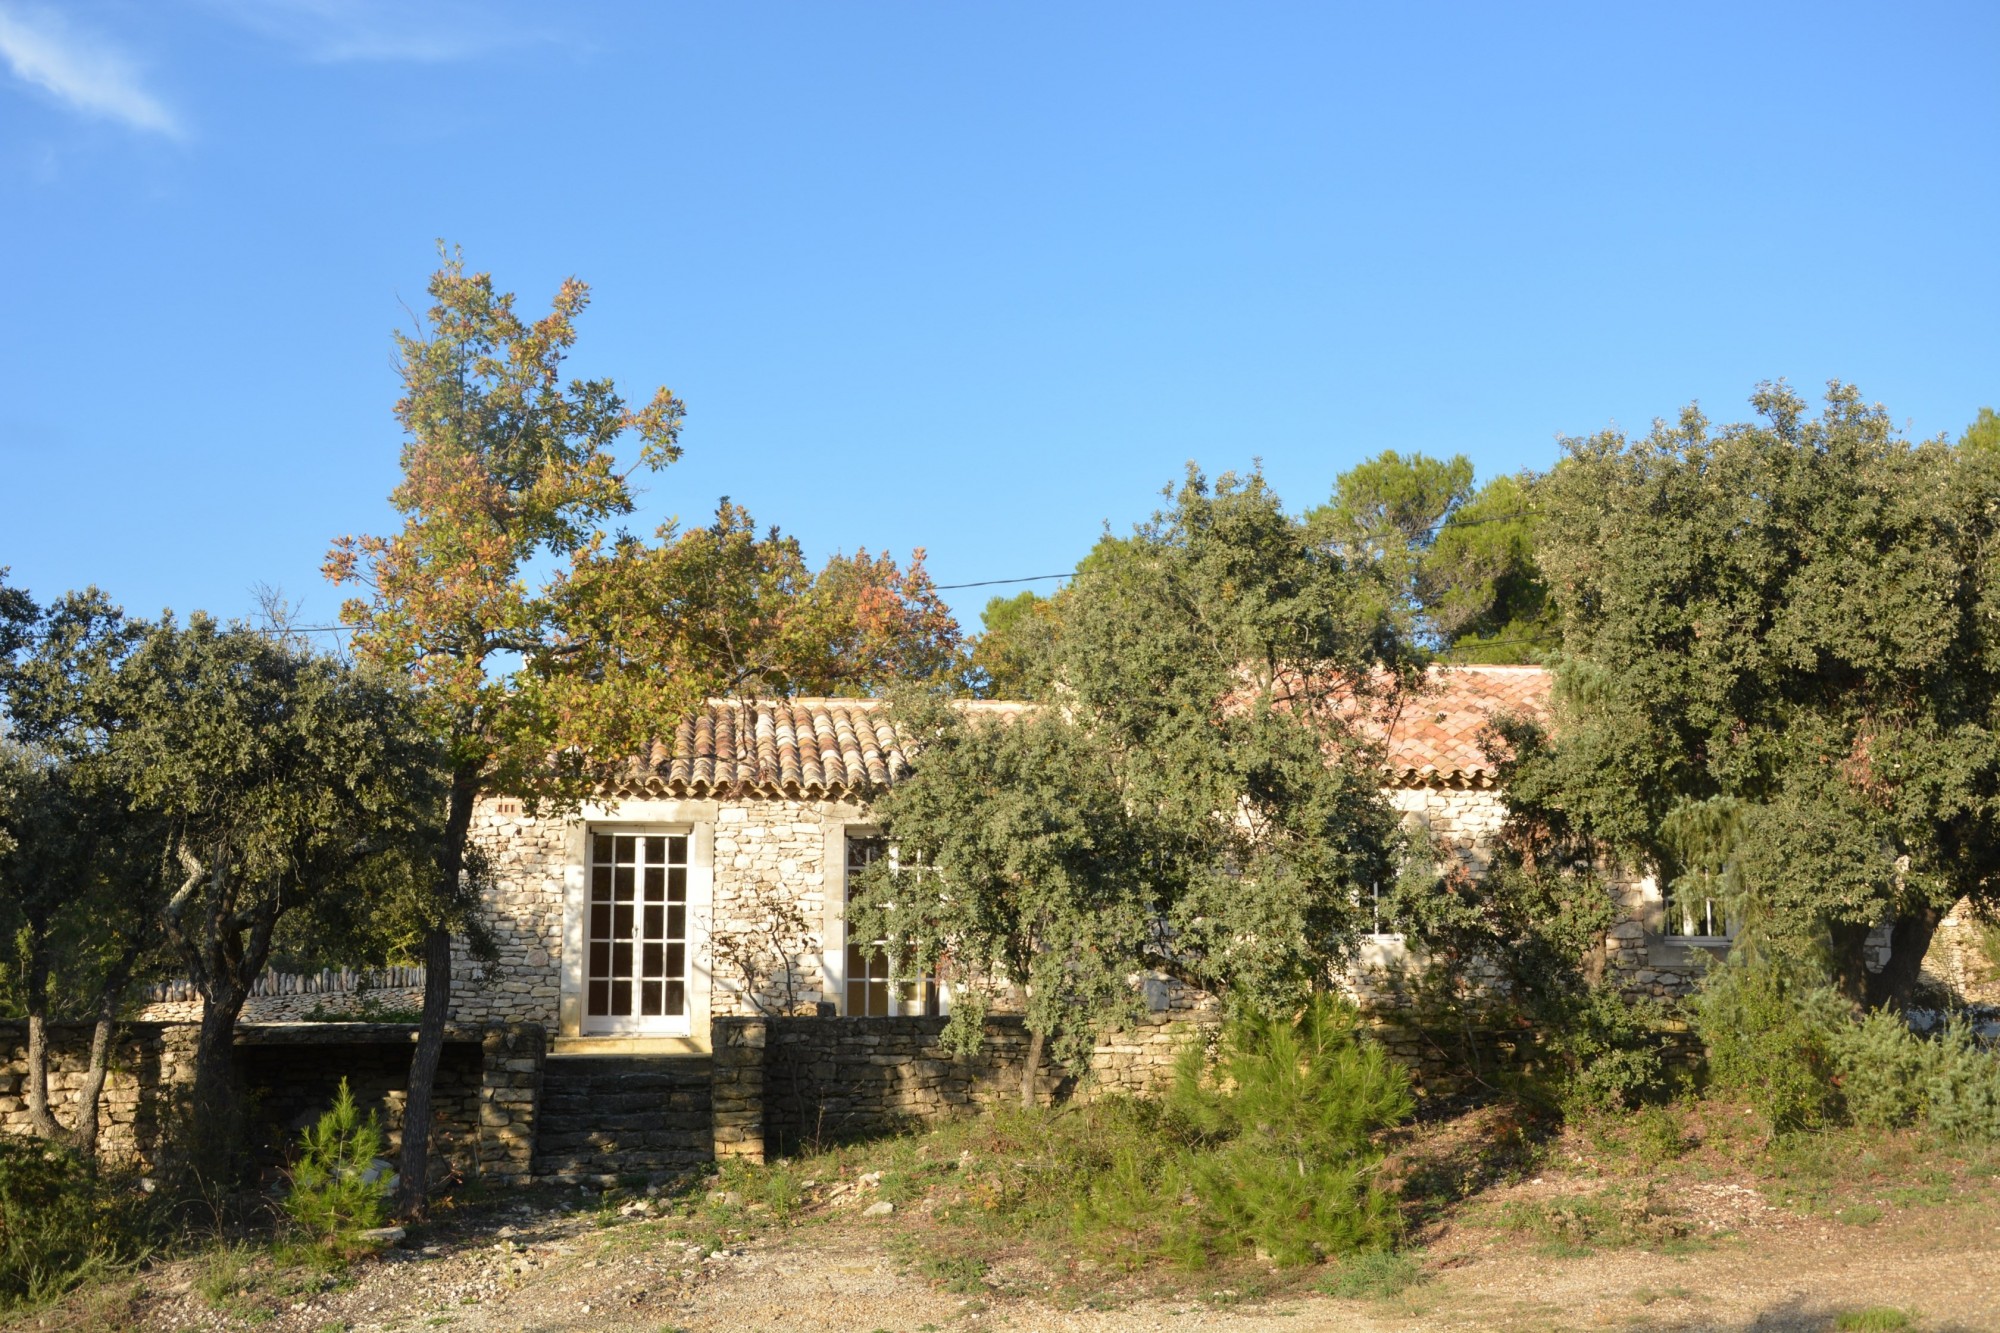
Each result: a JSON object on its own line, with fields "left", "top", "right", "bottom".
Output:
{"left": 285, "top": 1079, "right": 390, "bottom": 1243}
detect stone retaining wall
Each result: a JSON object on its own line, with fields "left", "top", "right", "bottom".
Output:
{"left": 0, "top": 1022, "right": 543, "bottom": 1186}
{"left": 715, "top": 1013, "right": 1224, "bottom": 1160}
{"left": 0, "top": 1022, "right": 196, "bottom": 1169}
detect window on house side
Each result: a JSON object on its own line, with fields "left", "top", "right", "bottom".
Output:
{"left": 1664, "top": 893, "right": 1728, "bottom": 939}
{"left": 844, "top": 834, "right": 938, "bottom": 1017}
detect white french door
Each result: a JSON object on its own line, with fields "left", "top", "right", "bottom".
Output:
{"left": 584, "top": 831, "right": 690, "bottom": 1035}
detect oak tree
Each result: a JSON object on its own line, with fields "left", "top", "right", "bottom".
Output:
{"left": 1519, "top": 381, "right": 2000, "bottom": 1008}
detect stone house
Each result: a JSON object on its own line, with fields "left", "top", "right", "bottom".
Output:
{"left": 449, "top": 665, "right": 1789, "bottom": 1053}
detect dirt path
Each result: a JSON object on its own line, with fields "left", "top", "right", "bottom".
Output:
{"left": 31, "top": 1187, "right": 1998, "bottom": 1333}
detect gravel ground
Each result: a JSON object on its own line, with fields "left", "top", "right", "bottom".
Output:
{"left": 14, "top": 1177, "right": 1997, "bottom": 1333}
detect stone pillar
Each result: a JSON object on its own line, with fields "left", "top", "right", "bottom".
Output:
{"left": 476, "top": 1023, "right": 544, "bottom": 1184}
{"left": 711, "top": 1017, "right": 766, "bottom": 1165}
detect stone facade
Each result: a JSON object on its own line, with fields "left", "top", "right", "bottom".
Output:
{"left": 453, "top": 792, "right": 889, "bottom": 1042}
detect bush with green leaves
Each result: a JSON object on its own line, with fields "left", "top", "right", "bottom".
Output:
{"left": 1697, "top": 948, "right": 2000, "bottom": 1140}
{"left": 284, "top": 1079, "right": 390, "bottom": 1242}
{"left": 0, "top": 1137, "right": 143, "bottom": 1308}
{"left": 1162, "top": 997, "right": 1414, "bottom": 1265}
{"left": 1691, "top": 950, "right": 1850, "bottom": 1134}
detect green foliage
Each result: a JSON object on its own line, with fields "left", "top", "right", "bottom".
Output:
{"left": 875, "top": 467, "right": 1411, "bottom": 1065}
{"left": 966, "top": 590, "right": 1061, "bottom": 700}
{"left": 1308, "top": 453, "right": 1552, "bottom": 661}
{"left": 1695, "top": 949, "right": 2000, "bottom": 1140}
{"left": 284, "top": 1079, "right": 390, "bottom": 1243}
{"left": 1427, "top": 473, "right": 1556, "bottom": 662}
{"left": 1161, "top": 998, "right": 1413, "bottom": 1265}
{"left": 1826, "top": 1010, "right": 1930, "bottom": 1131}
{"left": 855, "top": 699, "right": 1153, "bottom": 1093}
{"left": 1381, "top": 821, "right": 1665, "bottom": 1113}
{"left": 1692, "top": 952, "right": 1847, "bottom": 1134}
{"left": 1910, "top": 1023, "right": 2000, "bottom": 1142}
{"left": 1054, "top": 466, "right": 1413, "bottom": 1006}
{"left": 1524, "top": 381, "right": 2000, "bottom": 1005}
{"left": 1960, "top": 405, "right": 2000, "bottom": 453}
{"left": 0, "top": 1138, "right": 144, "bottom": 1308}
{"left": 1834, "top": 1308, "right": 1916, "bottom": 1332}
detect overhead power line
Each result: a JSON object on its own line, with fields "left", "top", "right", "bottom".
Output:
{"left": 933, "top": 573, "right": 1072, "bottom": 590}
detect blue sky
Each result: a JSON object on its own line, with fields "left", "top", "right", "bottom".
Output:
{"left": 3, "top": 1, "right": 1997, "bottom": 635}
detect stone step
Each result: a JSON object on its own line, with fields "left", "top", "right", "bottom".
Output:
{"left": 531, "top": 1050, "right": 714, "bottom": 1180}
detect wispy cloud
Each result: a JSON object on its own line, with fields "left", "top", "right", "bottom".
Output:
{"left": 0, "top": 4, "right": 181, "bottom": 137}
{"left": 208, "top": 0, "right": 556, "bottom": 64}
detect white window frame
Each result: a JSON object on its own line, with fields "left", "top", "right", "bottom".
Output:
{"left": 580, "top": 824, "right": 696, "bottom": 1037}
{"left": 1662, "top": 892, "right": 1732, "bottom": 943}
{"left": 836, "top": 830, "right": 943, "bottom": 1017}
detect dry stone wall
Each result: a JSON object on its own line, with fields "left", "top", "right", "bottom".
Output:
{"left": 0, "top": 1022, "right": 543, "bottom": 1187}
{"left": 0, "top": 1022, "right": 195, "bottom": 1170}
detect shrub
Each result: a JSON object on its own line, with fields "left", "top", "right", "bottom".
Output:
{"left": 284, "top": 1079, "right": 390, "bottom": 1243}
{"left": 1542, "top": 989, "right": 1672, "bottom": 1114}
{"left": 1915, "top": 1022, "right": 2000, "bottom": 1142}
{"left": 1827, "top": 1009, "right": 1928, "bottom": 1131}
{"left": 0, "top": 1137, "right": 141, "bottom": 1308}
{"left": 1692, "top": 952, "right": 1848, "bottom": 1134}
{"left": 1701, "top": 949, "right": 2000, "bottom": 1142}
{"left": 1164, "top": 997, "right": 1414, "bottom": 1266}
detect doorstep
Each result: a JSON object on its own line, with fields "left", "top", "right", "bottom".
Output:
{"left": 549, "top": 1034, "right": 708, "bottom": 1056}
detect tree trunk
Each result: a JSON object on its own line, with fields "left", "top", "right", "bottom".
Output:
{"left": 1865, "top": 904, "right": 1946, "bottom": 1012}
{"left": 70, "top": 1013, "right": 114, "bottom": 1161}
{"left": 186, "top": 987, "right": 248, "bottom": 1186}
{"left": 23, "top": 928, "right": 63, "bottom": 1140}
{"left": 71, "top": 945, "right": 141, "bottom": 1161}
{"left": 1020, "top": 1026, "right": 1047, "bottom": 1110}
{"left": 395, "top": 768, "right": 478, "bottom": 1220}
{"left": 1826, "top": 919, "right": 1874, "bottom": 1008}
{"left": 394, "top": 924, "right": 455, "bottom": 1218}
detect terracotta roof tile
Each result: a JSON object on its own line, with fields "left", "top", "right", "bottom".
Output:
{"left": 614, "top": 668, "right": 1549, "bottom": 799}
{"left": 1364, "top": 664, "right": 1552, "bottom": 788}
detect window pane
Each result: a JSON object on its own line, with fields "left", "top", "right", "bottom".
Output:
{"left": 592, "top": 834, "right": 613, "bottom": 863}
{"left": 643, "top": 905, "right": 663, "bottom": 940}
{"left": 614, "top": 866, "right": 634, "bottom": 901}
{"left": 645, "top": 835, "right": 665, "bottom": 863}
{"left": 665, "top": 943, "right": 684, "bottom": 978}
{"left": 641, "top": 980, "right": 662, "bottom": 1016}
{"left": 665, "top": 980, "right": 685, "bottom": 1016}
{"left": 615, "top": 835, "right": 635, "bottom": 864}
{"left": 611, "top": 979, "right": 631, "bottom": 1016}
{"left": 590, "top": 904, "right": 611, "bottom": 940}
{"left": 589, "top": 942, "right": 610, "bottom": 978}
{"left": 588, "top": 980, "right": 609, "bottom": 1015}
{"left": 644, "top": 867, "right": 664, "bottom": 903}
{"left": 591, "top": 866, "right": 611, "bottom": 899}
{"left": 667, "top": 905, "right": 685, "bottom": 940}
{"left": 668, "top": 866, "right": 687, "bottom": 902}
{"left": 612, "top": 941, "right": 632, "bottom": 978}
{"left": 613, "top": 904, "right": 633, "bottom": 939}
{"left": 668, "top": 834, "right": 688, "bottom": 864}
{"left": 642, "top": 942, "right": 663, "bottom": 979}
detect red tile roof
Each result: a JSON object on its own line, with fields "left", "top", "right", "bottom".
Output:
{"left": 1364, "top": 664, "right": 1552, "bottom": 788}
{"left": 615, "top": 667, "right": 1549, "bottom": 799}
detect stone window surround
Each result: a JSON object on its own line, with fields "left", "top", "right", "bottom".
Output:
{"left": 562, "top": 799, "right": 719, "bottom": 1039}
